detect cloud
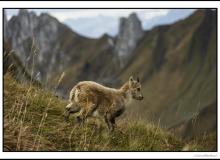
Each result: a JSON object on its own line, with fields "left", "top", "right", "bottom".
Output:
{"left": 48, "top": 9, "right": 170, "bottom": 22}
{"left": 138, "top": 9, "right": 170, "bottom": 20}
{"left": 59, "top": 9, "right": 171, "bottom": 38}
{"left": 141, "top": 9, "right": 196, "bottom": 30}
{"left": 64, "top": 15, "right": 119, "bottom": 38}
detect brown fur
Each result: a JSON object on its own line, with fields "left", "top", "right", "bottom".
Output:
{"left": 64, "top": 76, "right": 143, "bottom": 131}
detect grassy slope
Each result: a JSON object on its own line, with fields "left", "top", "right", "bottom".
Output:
{"left": 3, "top": 74, "right": 216, "bottom": 151}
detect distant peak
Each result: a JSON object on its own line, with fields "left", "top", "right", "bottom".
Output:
{"left": 101, "top": 33, "right": 111, "bottom": 39}
{"left": 119, "top": 13, "right": 140, "bottom": 26}
{"left": 115, "top": 12, "right": 144, "bottom": 66}
{"left": 18, "top": 9, "right": 29, "bottom": 15}
{"left": 40, "top": 12, "right": 51, "bottom": 18}
{"left": 129, "top": 12, "right": 139, "bottom": 19}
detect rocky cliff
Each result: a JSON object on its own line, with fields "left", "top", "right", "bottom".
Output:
{"left": 6, "top": 10, "right": 81, "bottom": 81}
{"left": 115, "top": 13, "right": 144, "bottom": 66}
{"left": 5, "top": 10, "right": 117, "bottom": 83}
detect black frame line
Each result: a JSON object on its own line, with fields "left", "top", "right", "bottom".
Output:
{"left": 2, "top": 7, "right": 218, "bottom": 153}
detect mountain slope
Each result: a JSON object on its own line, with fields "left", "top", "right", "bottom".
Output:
{"left": 169, "top": 101, "right": 217, "bottom": 140}
{"left": 120, "top": 10, "right": 216, "bottom": 132}
{"left": 3, "top": 74, "right": 216, "bottom": 151}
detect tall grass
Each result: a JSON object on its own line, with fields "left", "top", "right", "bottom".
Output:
{"left": 3, "top": 73, "right": 217, "bottom": 151}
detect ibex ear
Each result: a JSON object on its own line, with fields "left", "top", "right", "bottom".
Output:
{"left": 129, "top": 76, "right": 134, "bottom": 82}
{"left": 137, "top": 76, "right": 140, "bottom": 82}
{"left": 129, "top": 76, "right": 134, "bottom": 85}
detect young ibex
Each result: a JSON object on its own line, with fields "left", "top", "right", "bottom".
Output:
{"left": 64, "top": 76, "right": 143, "bottom": 131}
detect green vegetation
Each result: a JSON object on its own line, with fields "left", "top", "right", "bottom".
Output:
{"left": 3, "top": 74, "right": 216, "bottom": 151}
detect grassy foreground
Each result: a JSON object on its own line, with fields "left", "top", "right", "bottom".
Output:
{"left": 3, "top": 73, "right": 216, "bottom": 151}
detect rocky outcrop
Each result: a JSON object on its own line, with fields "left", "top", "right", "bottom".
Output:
{"left": 5, "top": 9, "right": 118, "bottom": 97}
{"left": 3, "top": 41, "right": 41, "bottom": 86}
{"left": 115, "top": 13, "right": 144, "bottom": 66}
{"left": 6, "top": 9, "right": 84, "bottom": 81}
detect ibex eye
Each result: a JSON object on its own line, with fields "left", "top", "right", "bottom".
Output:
{"left": 137, "top": 88, "right": 140, "bottom": 91}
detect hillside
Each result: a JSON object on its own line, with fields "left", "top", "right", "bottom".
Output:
{"left": 169, "top": 101, "right": 217, "bottom": 139}
{"left": 3, "top": 74, "right": 216, "bottom": 151}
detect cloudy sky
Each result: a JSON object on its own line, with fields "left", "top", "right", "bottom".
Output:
{"left": 5, "top": 9, "right": 196, "bottom": 38}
